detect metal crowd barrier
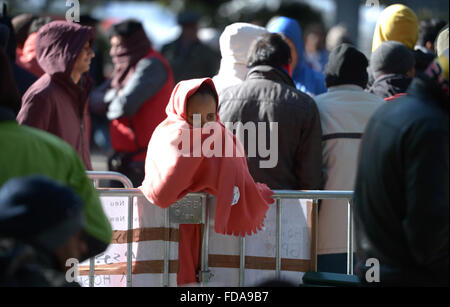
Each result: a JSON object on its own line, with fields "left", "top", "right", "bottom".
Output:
{"left": 87, "top": 171, "right": 134, "bottom": 287}
{"left": 86, "top": 171, "right": 354, "bottom": 287}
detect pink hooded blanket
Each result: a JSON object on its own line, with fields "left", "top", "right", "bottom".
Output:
{"left": 139, "top": 78, "right": 273, "bottom": 284}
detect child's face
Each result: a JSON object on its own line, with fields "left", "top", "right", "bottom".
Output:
{"left": 186, "top": 93, "right": 217, "bottom": 127}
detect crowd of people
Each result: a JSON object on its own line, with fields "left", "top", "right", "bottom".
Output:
{"left": 0, "top": 2, "right": 448, "bottom": 287}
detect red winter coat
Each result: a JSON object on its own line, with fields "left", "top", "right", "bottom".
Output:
{"left": 109, "top": 50, "right": 174, "bottom": 162}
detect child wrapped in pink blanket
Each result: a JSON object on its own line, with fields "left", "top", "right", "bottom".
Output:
{"left": 139, "top": 78, "right": 274, "bottom": 285}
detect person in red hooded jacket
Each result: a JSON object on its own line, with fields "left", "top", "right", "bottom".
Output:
{"left": 17, "top": 20, "right": 95, "bottom": 170}
{"left": 139, "top": 77, "right": 274, "bottom": 286}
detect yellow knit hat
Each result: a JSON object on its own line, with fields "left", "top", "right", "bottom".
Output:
{"left": 372, "top": 4, "right": 419, "bottom": 52}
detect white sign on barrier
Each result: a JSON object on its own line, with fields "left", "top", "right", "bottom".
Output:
{"left": 78, "top": 196, "right": 139, "bottom": 287}
{"left": 206, "top": 198, "right": 311, "bottom": 286}
{"left": 78, "top": 196, "right": 180, "bottom": 287}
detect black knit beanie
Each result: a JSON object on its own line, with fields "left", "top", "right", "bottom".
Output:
{"left": 325, "top": 43, "right": 369, "bottom": 89}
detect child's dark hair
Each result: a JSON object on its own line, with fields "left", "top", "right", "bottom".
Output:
{"left": 110, "top": 19, "right": 144, "bottom": 39}
{"left": 191, "top": 82, "right": 218, "bottom": 105}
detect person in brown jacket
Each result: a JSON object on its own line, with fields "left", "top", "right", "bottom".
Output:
{"left": 17, "top": 21, "right": 95, "bottom": 169}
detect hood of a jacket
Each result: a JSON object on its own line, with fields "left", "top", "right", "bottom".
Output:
{"left": 109, "top": 27, "right": 152, "bottom": 89}
{"left": 267, "top": 16, "right": 305, "bottom": 69}
{"left": 165, "top": 78, "right": 220, "bottom": 122}
{"left": 214, "top": 23, "right": 268, "bottom": 91}
{"left": 20, "top": 32, "right": 38, "bottom": 62}
{"left": 267, "top": 16, "right": 327, "bottom": 96}
{"left": 17, "top": 32, "right": 45, "bottom": 77}
{"left": 372, "top": 4, "right": 419, "bottom": 52}
{"left": 219, "top": 23, "right": 267, "bottom": 65}
{"left": 35, "top": 21, "right": 93, "bottom": 77}
{"left": 370, "top": 73, "right": 412, "bottom": 99}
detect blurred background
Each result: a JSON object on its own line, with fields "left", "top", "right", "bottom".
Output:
{"left": 5, "top": 0, "right": 449, "bottom": 54}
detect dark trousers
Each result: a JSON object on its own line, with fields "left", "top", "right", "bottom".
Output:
{"left": 317, "top": 253, "right": 356, "bottom": 274}
{"left": 108, "top": 152, "right": 145, "bottom": 188}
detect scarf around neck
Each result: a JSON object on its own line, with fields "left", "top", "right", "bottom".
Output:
{"left": 110, "top": 28, "right": 151, "bottom": 89}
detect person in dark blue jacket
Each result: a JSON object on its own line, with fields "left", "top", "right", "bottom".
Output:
{"left": 354, "top": 51, "right": 449, "bottom": 287}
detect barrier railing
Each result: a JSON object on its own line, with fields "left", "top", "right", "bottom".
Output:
{"left": 87, "top": 171, "right": 133, "bottom": 287}
{"left": 86, "top": 171, "right": 354, "bottom": 287}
